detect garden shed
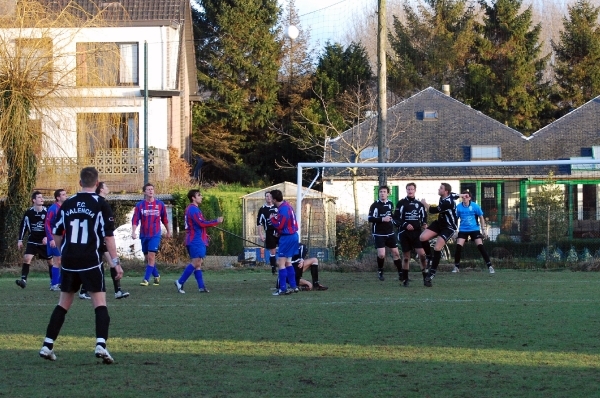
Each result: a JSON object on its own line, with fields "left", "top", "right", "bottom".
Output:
{"left": 241, "top": 182, "right": 337, "bottom": 261}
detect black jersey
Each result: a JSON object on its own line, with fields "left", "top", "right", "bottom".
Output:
{"left": 256, "top": 204, "right": 278, "bottom": 235}
{"left": 394, "top": 196, "right": 427, "bottom": 232}
{"left": 291, "top": 244, "right": 308, "bottom": 267}
{"left": 429, "top": 193, "right": 459, "bottom": 231}
{"left": 18, "top": 206, "right": 48, "bottom": 245}
{"left": 368, "top": 200, "right": 395, "bottom": 236}
{"left": 52, "top": 192, "right": 115, "bottom": 271}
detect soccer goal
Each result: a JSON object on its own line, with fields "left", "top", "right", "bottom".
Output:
{"left": 296, "top": 159, "right": 600, "bottom": 266}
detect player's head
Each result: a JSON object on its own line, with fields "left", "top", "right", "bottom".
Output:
{"left": 406, "top": 182, "right": 416, "bottom": 197}
{"left": 96, "top": 181, "right": 109, "bottom": 196}
{"left": 378, "top": 185, "right": 390, "bottom": 200}
{"left": 80, "top": 167, "right": 99, "bottom": 188}
{"left": 270, "top": 189, "right": 283, "bottom": 203}
{"left": 462, "top": 190, "right": 471, "bottom": 202}
{"left": 187, "top": 189, "right": 202, "bottom": 203}
{"left": 143, "top": 183, "right": 155, "bottom": 198}
{"left": 31, "top": 190, "right": 43, "bottom": 203}
{"left": 438, "top": 182, "right": 452, "bottom": 196}
{"left": 53, "top": 189, "right": 66, "bottom": 201}
{"left": 264, "top": 191, "right": 273, "bottom": 204}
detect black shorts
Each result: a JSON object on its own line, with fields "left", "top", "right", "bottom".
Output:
{"left": 426, "top": 221, "right": 456, "bottom": 242}
{"left": 374, "top": 235, "right": 397, "bottom": 249}
{"left": 457, "top": 231, "right": 483, "bottom": 241}
{"left": 25, "top": 242, "right": 51, "bottom": 260}
{"left": 60, "top": 265, "right": 106, "bottom": 293}
{"left": 264, "top": 231, "right": 280, "bottom": 250}
{"left": 398, "top": 230, "right": 423, "bottom": 252}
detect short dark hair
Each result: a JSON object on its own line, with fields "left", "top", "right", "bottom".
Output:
{"left": 187, "top": 189, "right": 201, "bottom": 202}
{"left": 95, "top": 182, "right": 105, "bottom": 195}
{"left": 80, "top": 167, "right": 99, "bottom": 188}
{"left": 441, "top": 182, "right": 452, "bottom": 193}
{"left": 406, "top": 182, "right": 416, "bottom": 189}
{"left": 53, "top": 189, "right": 65, "bottom": 201}
{"left": 270, "top": 189, "right": 283, "bottom": 202}
{"left": 462, "top": 189, "right": 471, "bottom": 196}
{"left": 143, "top": 183, "right": 154, "bottom": 192}
{"left": 31, "top": 191, "right": 42, "bottom": 201}
{"left": 379, "top": 185, "right": 390, "bottom": 193}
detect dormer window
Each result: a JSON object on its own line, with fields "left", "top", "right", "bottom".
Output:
{"left": 471, "top": 145, "right": 501, "bottom": 161}
{"left": 423, "top": 110, "right": 438, "bottom": 120}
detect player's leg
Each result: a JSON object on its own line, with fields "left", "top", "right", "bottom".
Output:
{"left": 374, "top": 236, "right": 386, "bottom": 281}
{"left": 175, "top": 246, "right": 196, "bottom": 294}
{"left": 84, "top": 266, "right": 114, "bottom": 364}
{"left": 16, "top": 253, "right": 34, "bottom": 288}
{"left": 305, "top": 258, "right": 327, "bottom": 290}
{"left": 40, "top": 271, "right": 77, "bottom": 361}
{"left": 453, "top": 236, "right": 466, "bottom": 272}
{"left": 420, "top": 226, "right": 439, "bottom": 268}
{"left": 474, "top": 236, "right": 494, "bottom": 273}
{"left": 192, "top": 256, "right": 209, "bottom": 293}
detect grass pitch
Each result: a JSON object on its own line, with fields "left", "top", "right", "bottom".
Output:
{"left": 1, "top": 269, "right": 600, "bottom": 397}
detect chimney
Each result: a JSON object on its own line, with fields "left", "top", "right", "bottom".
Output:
{"left": 442, "top": 84, "right": 450, "bottom": 96}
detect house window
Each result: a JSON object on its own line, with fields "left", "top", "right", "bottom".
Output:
{"left": 15, "top": 38, "right": 53, "bottom": 86}
{"left": 76, "top": 42, "right": 138, "bottom": 86}
{"left": 77, "top": 113, "right": 139, "bottom": 157}
{"left": 471, "top": 145, "right": 501, "bottom": 160}
{"left": 359, "top": 146, "right": 378, "bottom": 160}
{"left": 423, "top": 110, "right": 438, "bottom": 120}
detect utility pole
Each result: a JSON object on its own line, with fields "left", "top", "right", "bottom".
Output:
{"left": 377, "top": 0, "right": 387, "bottom": 187}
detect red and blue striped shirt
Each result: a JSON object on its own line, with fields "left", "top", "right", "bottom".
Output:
{"left": 271, "top": 201, "right": 298, "bottom": 235}
{"left": 45, "top": 202, "right": 61, "bottom": 242}
{"left": 132, "top": 199, "right": 169, "bottom": 238}
{"left": 185, "top": 204, "right": 219, "bottom": 246}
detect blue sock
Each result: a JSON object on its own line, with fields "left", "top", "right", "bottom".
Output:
{"left": 143, "top": 265, "right": 153, "bottom": 281}
{"left": 51, "top": 267, "right": 60, "bottom": 285}
{"left": 278, "top": 268, "right": 287, "bottom": 291}
{"left": 194, "top": 269, "right": 205, "bottom": 289}
{"left": 285, "top": 266, "right": 297, "bottom": 288}
{"left": 179, "top": 264, "right": 194, "bottom": 285}
{"left": 152, "top": 265, "right": 160, "bottom": 277}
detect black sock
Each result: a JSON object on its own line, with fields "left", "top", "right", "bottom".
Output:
{"left": 110, "top": 267, "right": 120, "bottom": 293}
{"left": 310, "top": 263, "right": 319, "bottom": 284}
{"left": 422, "top": 243, "right": 432, "bottom": 258}
{"left": 431, "top": 250, "right": 442, "bottom": 270}
{"left": 95, "top": 306, "right": 110, "bottom": 345}
{"left": 21, "top": 263, "right": 30, "bottom": 280}
{"left": 377, "top": 257, "right": 384, "bottom": 271}
{"left": 393, "top": 258, "right": 402, "bottom": 273}
{"left": 477, "top": 244, "right": 491, "bottom": 264}
{"left": 422, "top": 270, "right": 428, "bottom": 280}
{"left": 454, "top": 244, "right": 463, "bottom": 265}
{"left": 402, "top": 269, "right": 409, "bottom": 281}
{"left": 45, "top": 305, "right": 68, "bottom": 347}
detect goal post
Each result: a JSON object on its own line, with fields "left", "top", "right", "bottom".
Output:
{"left": 296, "top": 159, "right": 600, "bottom": 264}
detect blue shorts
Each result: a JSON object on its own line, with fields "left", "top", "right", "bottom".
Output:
{"left": 47, "top": 243, "right": 61, "bottom": 258}
{"left": 141, "top": 236, "right": 161, "bottom": 254}
{"left": 186, "top": 243, "right": 206, "bottom": 259}
{"left": 277, "top": 233, "right": 299, "bottom": 259}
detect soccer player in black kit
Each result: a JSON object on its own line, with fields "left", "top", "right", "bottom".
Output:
{"left": 419, "top": 183, "right": 460, "bottom": 287}
{"left": 16, "top": 191, "right": 54, "bottom": 289}
{"left": 39, "top": 167, "right": 123, "bottom": 364}
{"left": 393, "top": 182, "right": 428, "bottom": 287}
{"left": 256, "top": 191, "right": 279, "bottom": 274}
{"left": 368, "top": 185, "right": 402, "bottom": 281}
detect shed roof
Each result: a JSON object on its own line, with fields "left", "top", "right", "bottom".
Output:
{"left": 241, "top": 182, "right": 337, "bottom": 200}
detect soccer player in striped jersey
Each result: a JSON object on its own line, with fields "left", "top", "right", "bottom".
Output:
{"left": 131, "top": 183, "right": 171, "bottom": 286}
{"left": 256, "top": 191, "right": 279, "bottom": 274}
{"left": 45, "top": 189, "right": 67, "bottom": 292}
{"left": 174, "top": 189, "right": 223, "bottom": 294}
{"left": 420, "top": 183, "right": 460, "bottom": 287}
{"left": 368, "top": 185, "right": 402, "bottom": 282}
{"left": 269, "top": 189, "right": 299, "bottom": 296}
{"left": 16, "top": 191, "right": 53, "bottom": 289}
{"left": 39, "top": 167, "right": 122, "bottom": 363}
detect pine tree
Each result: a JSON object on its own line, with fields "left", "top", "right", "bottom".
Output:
{"left": 388, "top": 0, "right": 477, "bottom": 97}
{"left": 192, "top": 0, "right": 280, "bottom": 183}
{"left": 552, "top": 0, "right": 600, "bottom": 114}
{"left": 464, "top": 0, "right": 550, "bottom": 135}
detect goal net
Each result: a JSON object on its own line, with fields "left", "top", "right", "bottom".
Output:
{"left": 296, "top": 159, "right": 600, "bottom": 268}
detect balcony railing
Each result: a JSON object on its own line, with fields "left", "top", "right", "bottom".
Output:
{"left": 26, "top": 148, "right": 169, "bottom": 194}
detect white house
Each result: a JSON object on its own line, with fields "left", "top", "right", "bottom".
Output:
{"left": 0, "top": 0, "right": 198, "bottom": 192}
